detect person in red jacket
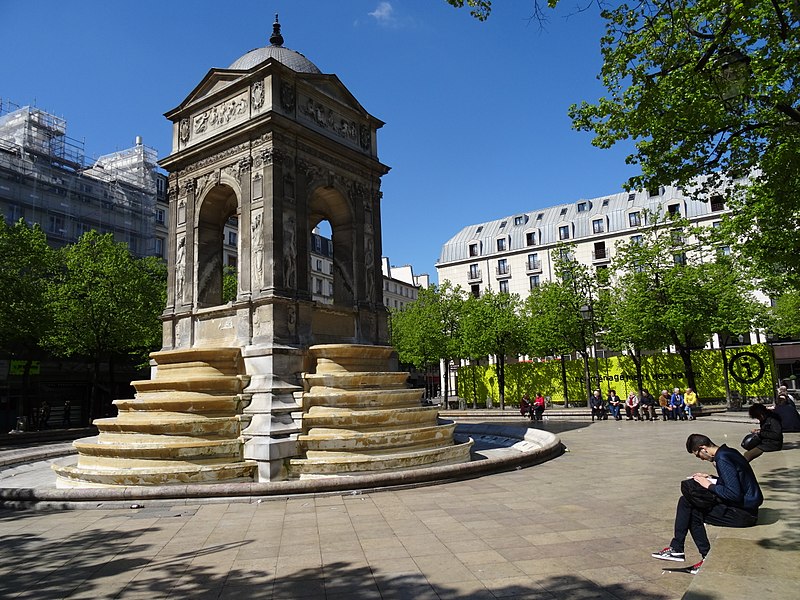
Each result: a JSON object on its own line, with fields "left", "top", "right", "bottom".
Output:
{"left": 532, "top": 392, "right": 546, "bottom": 422}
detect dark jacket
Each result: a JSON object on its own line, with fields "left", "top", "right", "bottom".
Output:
{"left": 757, "top": 413, "right": 783, "bottom": 451}
{"left": 774, "top": 403, "right": 800, "bottom": 433}
{"left": 709, "top": 445, "right": 763, "bottom": 512}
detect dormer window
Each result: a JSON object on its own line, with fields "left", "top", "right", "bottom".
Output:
{"left": 497, "top": 238, "right": 506, "bottom": 252}
{"left": 577, "top": 202, "right": 587, "bottom": 213}
{"left": 602, "top": 198, "right": 609, "bottom": 207}
{"left": 559, "top": 208, "right": 568, "bottom": 216}
{"left": 525, "top": 231, "right": 536, "bottom": 246}
{"left": 558, "top": 225, "right": 570, "bottom": 240}
{"left": 499, "top": 220, "right": 507, "bottom": 229}
{"left": 476, "top": 226, "right": 483, "bottom": 234}
{"left": 628, "top": 193, "right": 636, "bottom": 202}
{"left": 536, "top": 213, "right": 543, "bottom": 220}
{"left": 469, "top": 243, "right": 479, "bottom": 257}
{"left": 514, "top": 215, "right": 526, "bottom": 226}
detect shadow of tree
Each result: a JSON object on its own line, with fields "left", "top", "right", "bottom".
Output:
{"left": 754, "top": 464, "right": 800, "bottom": 552}
{"left": 0, "top": 509, "right": 713, "bottom": 599}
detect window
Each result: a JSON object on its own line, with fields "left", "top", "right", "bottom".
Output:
{"left": 559, "top": 208, "right": 568, "bottom": 216}
{"left": 154, "top": 237, "right": 165, "bottom": 258}
{"left": 649, "top": 187, "right": 661, "bottom": 197}
{"left": 525, "top": 232, "right": 536, "bottom": 246}
{"left": 496, "top": 238, "right": 506, "bottom": 252}
{"left": 630, "top": 235, "right": 643, "bottom": 245}
{"left": 673, "top": 253, "right": 687, "bottom": 265}
{"left": 316, "top": 259, "right": 322, "bottom": 272}
{"left": 529, "top": 275, "right": 540, "bottom": 289}
{"left": 6, "top": 204, "right": 23, "bottom": 223}
{"left": 499, "top": 220, "right": 507, "bottom": 229}
{"left": 47, "top": 214, "right": 65, "bottom": 234}
{"left": 328, "top": 282, "right": 334, "bottom": 296}
{"left": 227, "top": 231, "right": 237, "bottom": 246}
{"left": 469, "top": 243, "right": 479, "bottom": 257}
{"left": 156, "top": 176, "right": 167, "bottom": 195}
{"left": 315, "top": 278, "right": 323, "bottom": 294}
{"left": 469, "top": 264, "right": 480, "bottom": 279}
{"left": 527, "top": 253, "right": 540, "bottom": 271}
{"left": 558, "top": 225, "right": 570, "bottom": 240}
{"left": 497, "top": 259, "right": 509, "bottom": 275}
{"left": 75, "top": 222, "right": 92, "bottom": 238}
{"left": 476, "top": 226, "right": 483, "bottom": 234}
{"left": 577, "top": 202, "right": 587, "bottom": 212}
{"left": 627, "top": 193, "right": 636, "bottom": 202}
{"left": 629, "top": 212, "right": 641, "bottom": 227}
{"left": 668, "top": 204, "right": 681, "bottom": 216}
{"left": 710, "top": 196, "right": 725, "bottom": 212}
{"left": 536, "top": 213, "right": 543, "bottom": 220}
{"left": 671, "top": 231, "right": 684, "bottom": 246}
{"left": 470, "top": 284, "right": 480, "bottom": 298}
{"left": 593, "top": 241, "right": 607, "bottom": 260}
{"left": 499, "top": 280, "right": 509, "bottom": 294}
{"left": 718, "top": 245, "right": 731, "bottom": 256}
{"left": 602, "top": 198, "right": 609, "bottom": 207}
{"left": 155, "top": 208, "right": 166, "bottom": 224}
{"left": 592, "top": 218, "right": 604, "bottom": 234}
{"left": 514, "top": 215, "right": 525, "bottom": 226}
{"left": 712, "top": 221, "right": 722, "bottom": 229}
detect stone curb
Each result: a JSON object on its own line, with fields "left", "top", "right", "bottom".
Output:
{"left": 0, "top": 424, "right": 563, "bottom": 509}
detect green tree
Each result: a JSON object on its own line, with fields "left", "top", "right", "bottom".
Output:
{"left": 45, "top": 231, "right": 166, "bottom": 422}
{"left": 390, "top": 282, "right": 467, "bottom": 404}
{"left": 0, "top": 219, "right": 58, "bottom": 417}
{"left": 567, "top": 1, "right": 800, "bottom": 285}
{"left": 522, "top": 247, "right": 599, "bottom": 406}
{"left": 450, "top": 1, "right": 800, "bottom": 286}
{"left": 461, "top": 289, "right": 524, "bottom": 410}
{"left": 767, "top": 290, "right": 800, "bottom": 339}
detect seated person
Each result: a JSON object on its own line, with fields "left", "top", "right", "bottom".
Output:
{"left": 744, "top": 402, "right": 783, "bottom": 462}
{"left": 659, "top": 389, "right": 674, "bottom": 421}
{"left": 533, "top": 392, "right": 546, "bottom": 422}
{"left": 520, "top": 393, "right": 532, "bottom": 419}
{"left": 625, "top": 392, "right": 640, "bottom": 420}
{"left": 773, "top": 394, "right": 800, "bottom": 432}
{"left": 607, "top": 389, "right": 622, "bottom": 420}
{"left": 651, "top": 433, "right": 762, "bottom": 575}
{"left": 670, "top": 388, "right": 687, "bottom": 421}
{"left": 684, "top": 387, "right": 700, "bottom": 420}
{"left": 589, "top": 389, "right": 606, "bottom": 421}
{"left": 639, "top": 389, "right": 657, "bottom": 421}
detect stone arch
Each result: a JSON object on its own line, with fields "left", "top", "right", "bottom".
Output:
{"left": 307, "top": 185, "right": 355, "bottom": 307}
{"left": 196, "top": 182, "right": 239, "bottom": 307}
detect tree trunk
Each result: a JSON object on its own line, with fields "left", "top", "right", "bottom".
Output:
{"left": 582, "top": 351, "right": 592, "bottom": 408}
{"left": 471, "top": 359, "right": 478, "bottom": 409}
{"left": 443, "top": 358, "right": 450, "bottom": 405}
{"left": 498, "top": 354, "right": 506, "bottom": 410}
{"left": 632, "top": 347, "right": 643, "bottom": 398}
{"left": 560, "top": 355, "right": 569, "bottom": 408}
{"left": 721, "top": 341, "right": 733, "bottom": 408}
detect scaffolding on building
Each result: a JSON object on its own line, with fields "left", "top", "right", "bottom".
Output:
{"left": 0, "top": 98, "right": 160, "bottom": 256}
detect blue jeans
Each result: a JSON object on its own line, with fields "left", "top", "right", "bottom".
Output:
{"left": 609, "top": 404, "right": 621, "bottom": 419}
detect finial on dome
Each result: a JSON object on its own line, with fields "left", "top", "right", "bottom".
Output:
{"left": 269, "top": 14, "right": 284, "bottom": 47}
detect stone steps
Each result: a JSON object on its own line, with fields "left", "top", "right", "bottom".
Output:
{"left": 53, "top": 347, "right": 256, "bottom": 488}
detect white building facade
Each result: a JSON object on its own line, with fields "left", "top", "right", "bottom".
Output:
{"left": 436, "top": 186, "right": 729, "bottom": 299}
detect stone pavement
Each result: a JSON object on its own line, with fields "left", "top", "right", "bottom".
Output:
{"left": 0, "top": 417, "right": 797, "bottom": 599}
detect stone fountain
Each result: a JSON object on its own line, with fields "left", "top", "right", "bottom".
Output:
{"left": 53, "top": 19, "right": 472, "bottom": 488}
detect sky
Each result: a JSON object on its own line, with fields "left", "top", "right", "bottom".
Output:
{"left": 1, "top": 0, "right": 639, "bottom": 280}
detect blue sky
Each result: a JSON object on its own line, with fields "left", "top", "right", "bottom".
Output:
{"left": 1, "top": 0, "right": 638, "bottom": 280}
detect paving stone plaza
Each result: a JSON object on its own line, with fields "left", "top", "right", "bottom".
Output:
{"left": 1, "top": 415, "right": 797, "bottom": 599}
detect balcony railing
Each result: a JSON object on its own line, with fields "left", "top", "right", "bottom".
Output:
{"left": 495, "top": 265, "right": 511, "bottom": 277}
{"left": 467, "top": 268, "right": 482, "bottom": 282}
{"left": 592, "top": 248, "right": 609, "bottom": 261}
{"left": 526, "top": 259, "right": 541, "bottom": 273}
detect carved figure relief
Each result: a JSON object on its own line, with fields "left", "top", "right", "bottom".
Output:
{"left": 284, "top": 173, "right": 295, "bottom": 203}
{"left": 175, "top": 236, "right": 186, "bottom": 303}
{"left": 179, "top": 118, "right": 190, "bottom": 144}
{"left": 280, "top": 82, "right": 295, "bottom": 112}
{"left": 252, "top": 80, "right": 265, "bottom": 110}
{"left": 287, "top": 304, "right": 296, "bottom": 336}
{"left": 365, "top": 232, "right": 375, "bottom": 303}
{"left": 283, "top": 214, "right": 296, "bottom": 289}
{"left": 359, "top": 124, "right": 371, "bottom": 151}
{"left": 193, "top": 93, "right": 248, "bottom": 136}
{"left": 252, "top": 212, "right": 264, "bottom": 287}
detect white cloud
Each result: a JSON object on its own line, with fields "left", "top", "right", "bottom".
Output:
{"left": 369, "top": 1, "right": 396, "bottom": 25}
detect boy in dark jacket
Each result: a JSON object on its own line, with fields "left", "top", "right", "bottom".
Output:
{"left": 651, "top": 433, "right": 763, "bottom": 574}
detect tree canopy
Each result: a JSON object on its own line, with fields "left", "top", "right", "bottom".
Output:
{"left": 448, "top": 0, "right": 800, "bottom": 287}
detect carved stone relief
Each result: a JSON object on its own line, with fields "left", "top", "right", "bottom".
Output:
{"left": 299, "top": 96, "right": 362, "bottom": 145}
{"left": 175, "top": 236, "right": 186, "bottom": 303}
{"left": 280, "top": 81, "right": 295, "bottom": 113}
{"left": 178, "top": 142, "right": 251, "bottom": 177}
{"left": 251, "top": 212, "right": 264, "bottom": 287}
{"left": 283, "top": 214, "right": 297, "bottom": 289}
{"left": 193, "top": 92, "right": 248, "bottom": 136}
{"left": 252, "top": 80, "right": 265, "bottom": 110}
{"left": 359, "top": 124, "right": 371, "bottom": 151}
{"left": 179, "top": 118, "right": 190, "bottom": 144}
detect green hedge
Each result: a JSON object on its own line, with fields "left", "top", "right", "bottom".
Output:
{"left": 457, "top": 345, "right": 775, "bottom": 407}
